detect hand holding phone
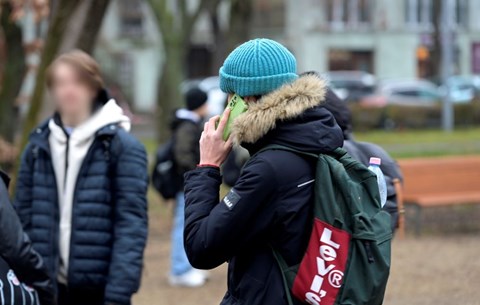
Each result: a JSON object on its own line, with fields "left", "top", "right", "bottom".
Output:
{"left": 217, "top": 94, "right": 248, "bottom": 141}
{"left": 199, "top": 109, "right": 233, "bottom": 167}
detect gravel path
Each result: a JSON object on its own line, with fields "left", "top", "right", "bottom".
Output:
{"left": 133, "top": 203, "right": 480, "bottom": 305}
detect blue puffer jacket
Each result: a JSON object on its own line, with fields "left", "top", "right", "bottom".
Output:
{"left": 14, "top": 119, "right": 148, "bottom": 305}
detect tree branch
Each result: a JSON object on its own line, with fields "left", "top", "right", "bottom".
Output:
{"left": 184, "top": 0, "right": 213, "bottom": 36}
{"left": 75, "top": 0, "right": 111, "bottom": 53}
{"left": 148, "top": 0, "right": 172, "bottom": 31}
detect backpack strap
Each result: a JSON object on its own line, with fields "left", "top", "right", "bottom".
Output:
{"left": 99, "top": 129, "right": 120, "bottom": 180}
{"left": 104, "top": 137, "right": 119, "bottom": 178}
{"left": 271, "top": 247, "right": 295, "bottom": 305}
{"left": 257, "top": 144, "right": 349, "bottom": 160}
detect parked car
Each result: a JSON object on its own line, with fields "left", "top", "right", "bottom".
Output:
{"left": 324, "top": 71, "right": 376, "bottom": 102}
{"left": 182, "top": 76, "right": 227, "bottom": 116}
{"left": 360, "top": 79, "right": 441, "bottom": 107}
{"left": 441, "top": 76, "right": 476, "bottom": 104}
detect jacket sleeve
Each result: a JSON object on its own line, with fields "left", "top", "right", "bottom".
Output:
{"left": 104, "top": 136, "right": 149, "bottom": 305}
{"left": 0, "top": 173, "right": 56, "bottom": 305}
{"left": 184, "top": 156, "right": 277, "bottom": 269}
{"left": 14, "top": 144, "right": 34, "bottom": 232}
{"left": 173, "top": 123, "right": 198, "bottom": 172}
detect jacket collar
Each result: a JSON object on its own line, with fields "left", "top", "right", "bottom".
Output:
{"left": 231, "top": 75, "right": 327, "bottom": 145}
{"left": 29, "top": 119, "right": 119, "bottom": 154}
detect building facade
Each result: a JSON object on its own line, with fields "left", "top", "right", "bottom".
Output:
{"left": 95, "top": 0, "right": 163, "bottom": 112}
{"left": 285, "top": 0, "right": 480, "bottom": 79}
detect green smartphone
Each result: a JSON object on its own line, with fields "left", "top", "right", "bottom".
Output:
{"left": 218, "top": 94, "right": 248, "bottom": 141}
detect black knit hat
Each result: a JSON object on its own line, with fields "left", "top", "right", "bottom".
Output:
{"left": 300, "top": 71, "right": 352, "bottom": 138}
{"left": 323, "top": 88, "right": 352, "bottom": 137}
{"left": 186, "top": 87, "right": 208, "bottom": 111}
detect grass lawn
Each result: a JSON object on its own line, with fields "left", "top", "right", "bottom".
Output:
{"left": 355, "top": 127, "right": 480, "bottom": 159}
{"left": 141, "top": 127, "right": 480, "bottom": 160}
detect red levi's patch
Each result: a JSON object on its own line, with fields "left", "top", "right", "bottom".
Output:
{"left": 292, "top": 219, "right": 351, "bottom": 305}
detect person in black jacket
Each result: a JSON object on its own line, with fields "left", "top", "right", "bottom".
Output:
{"left": 14, "top": 50, "right": 148, "bottom": 305}
{"left": 318, "top": 85, "right": 403, "bottom": 231}
{"left": 168, "top": 87, "right": 209, "bottom": 287}
{"left": 0, "top": 171, "right": 55, "bottom": 305}
{"left": 183, "top": 39, "right": 344, "bottom": 305}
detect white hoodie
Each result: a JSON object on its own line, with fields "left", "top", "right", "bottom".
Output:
{"left": 48, "top": 99, "right": 130, "bottom": 284}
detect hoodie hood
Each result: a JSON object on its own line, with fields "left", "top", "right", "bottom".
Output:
{"left": 231, "top": 75, "right": 344, "bottom": 154}
{"left": 49, "top": 99, "right": 131, "bottom": 144}
{"left": 170, "top": 108, "right": 202, "bottom": 131}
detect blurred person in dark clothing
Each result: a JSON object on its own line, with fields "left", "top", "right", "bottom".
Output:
{"left": 0, "top": 171, "right": 55, "bottom": 305}
{"left": 303, "top": 71, "right": 403, "bottom": 230}
{"left": 168, "top": 87, "right": 210, "bottom": 287}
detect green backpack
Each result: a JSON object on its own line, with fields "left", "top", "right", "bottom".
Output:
{"left": 264, "top": 145, "right": 392, "bottom": 305}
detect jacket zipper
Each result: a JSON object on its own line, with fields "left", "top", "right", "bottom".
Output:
{"left": 66, "top": 139, "right": 101, "bottom": 283}
{"left": 64, "top": 136, "right": 70, "bottom": 192}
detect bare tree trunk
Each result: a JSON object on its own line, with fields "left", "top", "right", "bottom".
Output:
{"left": 0, "top": 0, "right": 25, "bottom": 144}
{"left": 210, "top": 0, "right": 253, "bottom": 75}
{"left": 60, "top": 0, "right": 110, "bottom": 52}
{"left": 227, "top": 0, "right": 253, "bottom": 53}
{"left": 18, "top": 0, "right": 81, "bottom": 153}
{"left": 208, "top": 0, "right": 225, "bottom": 74}
{"left": 156, "top": 36, "right": 187, "bottom": 140}
{"left": 148, "top": 0, "right": 214, "bottom": 142}
{"left": 74, "top": 0, "right": 111, "bottom": 53}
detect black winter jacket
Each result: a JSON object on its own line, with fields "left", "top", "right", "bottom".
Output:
{"left": 0, "top": 172, "right": 55, "bottom": 305}
{"left": 14, "top": 121, "right": 148, "bottom": 305}
{"left": 184, "top": 75, "right": 344, "bottom": 305}
{"left": 171, "top": 112, "right": 203, "bottom": 181}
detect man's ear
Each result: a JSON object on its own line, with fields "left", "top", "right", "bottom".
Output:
{"left": 244, "top": 96, "right": 259, "bottom": 103}
{"left": 0, "top": 171, "right": 10, "bottom": 188}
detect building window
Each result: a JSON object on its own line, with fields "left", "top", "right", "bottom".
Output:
{"left": 406, "top": 0, "right": 468, "bottom": 31}
{"left": 405, "top": 0, "right": 433, "bottom": 30}
{"left": 328, "top": 49, "right": 374, "bottom": 72}
{"left": 454, "top": 0, "right": 468, "bottom": 28}
{"left": 119, "top": 0, "right": 144, "bottom": 38}
{"left": 326, "top": 0, "right": 372, "bottom": 30}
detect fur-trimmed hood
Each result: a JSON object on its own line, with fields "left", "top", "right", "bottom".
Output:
{"left": 231, "top": 75, "right": 344, "bottom": 154}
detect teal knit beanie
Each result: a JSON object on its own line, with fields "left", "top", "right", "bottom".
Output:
{"left": 219, "top": 38, "right": 298, "bottom": 97}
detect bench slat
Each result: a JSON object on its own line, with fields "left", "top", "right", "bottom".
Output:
{"left": 399, "top": 156, "right": 480, "bottom": 198}
{"left": 405, "top": 192, "right": 480, "bottom": 207}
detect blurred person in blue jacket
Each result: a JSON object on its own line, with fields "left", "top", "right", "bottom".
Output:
{"left": 14, "top": 50, "right": 148, "bottom": 305}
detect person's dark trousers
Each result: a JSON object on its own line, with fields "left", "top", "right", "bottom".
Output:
{"left": 58, "top": 283, "right": 105, "bottom": 305}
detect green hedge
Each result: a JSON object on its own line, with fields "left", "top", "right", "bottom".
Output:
{"left": 350, "top": 100, "right": 480, "bottom": 131}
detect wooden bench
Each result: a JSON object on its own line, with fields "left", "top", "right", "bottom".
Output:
{"left": 398, "top": 156, "right": 480, "bottom": 235}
